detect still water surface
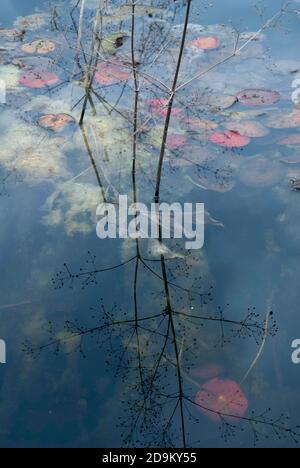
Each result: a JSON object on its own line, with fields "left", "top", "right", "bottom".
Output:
{"left": 0, "top": 0, "right": 300, "bottom": 448}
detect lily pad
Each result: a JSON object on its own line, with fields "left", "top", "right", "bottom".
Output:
{"left": 0, "top": 28, "right": 24, "bottom": 39}
{"left": 224, "top": 120, "right": 269, "bottom": 137}
{"left": 14, "top": 14, "right": 49, "bottom": 31}
{"left": 95, "top": 62, "right": 130, "bottom": 85}
{"left": 148, "top": 98, "right": 183, "bottom": 117}
{"left": 21, "top": 40, "right": 56, "bottom": 54}
{"left": 266, "top": 111, "right": 300, "bottom": 129}
{"left": 20, "top": 70, "right": 60, "bottom": 88}
{"left": 188, "top": 36, "right": 220, "bottom": 50}
{"left": 209, "top": 130, "right": 250, "bottom": 148}
{"left": 166, "top": 134, "right": 187, "bottom": 149}
{"left": 239, "top": 155, "right": 284, "bottom": 188}
{"left": 237, "top": 89, "right": 280, "bottom": 106}
{"left": 278, "top": 134, "right": 300, "bottom": 146}
{"left": 195, "top": 378, "right": 248, "bottom": 422}
{"left": 38, "top": 114, "right": 76, "bottom": 132}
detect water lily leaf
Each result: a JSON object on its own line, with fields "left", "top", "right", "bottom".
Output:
{"left": 224, "top": 120, "right": 269, "bottom": 137}
{"left": 20, "top": 70, "right": 60, "bottom": 88}
{"left": 209, "top": 130, "right": 250, "bottom": 148}
{"left": 14, "top": 14, "right": 49, "bottom": 31}
{"left": 237, "top": 89, "right": 280, "bottom": 106}
{"left": 102, "top": 6, "right": 164, "bottom": 26}
{"left": 266, "top": 111, "right": 300, "bottom": 129}
{"left": 38, "top": 114, "right": 76, "bottom": 132}
{"left": 95, "top": 62, "right": 130, "bottom": 85}
{"left": 202, "top": 94, "right": 237, "bottom": 111}
{"left": 278, "top": 134, "right": 300, "bottom": 146}
{"left": 0, "top": 28, "right": 24, "bottom": 39}
{"left": 166, "top": 134, "right": 187, "bottom": 149}
{"left": 188, "top": 36, "right": 220, "bottom": 50}
{"left": 239, "top": 155, "right": 284, "bottom": 187}
{"left": 100, "top": 32, "right": 129, "bottom": 55}
{"left": 148, "top": 98, "right": 183, "bottom": 117}
{"left": 195, "top": 378, "right": 248, "bottom": 422}
{"left": 186, "top": 117, "right": 218, "bottom": 132}
{"left": 21, "top": 39, "right": 56, "bottom": 54}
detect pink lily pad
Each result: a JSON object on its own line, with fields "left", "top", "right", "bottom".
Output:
{"left": 189, "top": 36, "right": 220, "bottom": 50}
{"left": 95, "top": 62, "right": 129, "bottom": 85}
{"left": 20, "top": 69, "right": 60, "bottom": 88}
{"left": 195, "top": 378, "right": 248, "bottom": 422}
{"left": 166, "top": 134, "right": 187, "bottom": 149}
{"left": 148, "top": 98, "right": 183, "bottom": 117}
{"left": 38, "top": 114, "right": 75, "bottom": 131}
{"left": 237, "top": 89, "right": 280, "bottom": 106}
{"left": 224, "top": 120, "right": 269, "bottom": 138}
{"left": 278, "top": 134, "right": 300, "bottom": 145}
{"left": 209, "top": 130, "right": 250, "bottom": 148}
{"left": 21, "top": 39, "right": 56, "bottom": 54}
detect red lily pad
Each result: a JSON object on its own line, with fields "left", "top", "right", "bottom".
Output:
{"left": 209, "top": 130, "right": 250, "bottom": 148}
{"left": 38, "top": 114, "right": 76, "bottom": 131}
{"left": 20, "top": 69, "right": 60, "bottom": 88}
{"left": 95, "top": 62, "right": 129, "bottom": 85}
{"left": 21, "top": 39, "right": 56, "bottom": 54}
{"left": 166, "top": 134, "right": 187, "bottom": 149}
{"left": 278, "top": 134, "right": 300, "bottom": 145}
{"left": 195, "top": 378, "right": 248, "bottom": 422}
{"left": 148, "top": 98, "right": 183, "bottom": 117}
{"left": 224, "top": 120, "right": 269, "bottom": 138}
{"left": 237, "top": 89, "right": 280, "bottom": 106}
{"left": 189, "top": 36, "right": 220, "bottom": 50}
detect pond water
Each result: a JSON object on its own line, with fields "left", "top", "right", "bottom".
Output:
{"left": 0, "top": 0, "right": 300, "bottom": 448}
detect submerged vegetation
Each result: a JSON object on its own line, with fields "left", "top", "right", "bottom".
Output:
{"left": 1, "top": 0, "right": 300, "bottom": 448}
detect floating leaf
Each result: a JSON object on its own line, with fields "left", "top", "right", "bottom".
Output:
{"left": 20, "top": 70, "right": 60, "bottom": 88}
{"left": 278, "top": 134, "right": 300, "bottom": 146}
{"left": 95, "top": 62, "right": 129, "bottom": 85}
{"left": 237, "top": 89, "right": 280, "bottom": 106}
{"left": 224, "top": 120, "right": 269, "bottom": 137}
{"left": 202, "top": 94, "right": 237, "bottom": 111}
{"left": 100, "top": 32, "right": 129, "bottom": 55}
{"left": 195, "top": 378, "right": 248, "bottom": 422}
{"left": 38, "top": 114, "right": 76, "bottom": 132}
{"left": 166, "top": 133, "right": 187, "bottom": 149}
{"left": 0, "top": 28, "right": 24, "bottom": 39}
{"left": 21, "top": 39, "right": 56, "bottom": 54}
{"left": 209, "top": 130, "right": 250, "bottom": 148}
{"left": 266, "top": 111, "right": 300, "bottom": 129}
{"left": 102, "top": 5, "right": 164, "bottom": 25}
{"left": 148, "top": 98, "right": 183, "bottom": 117}
{"left": 187, "top": 117, "right": 218, "bottom": 132}
{"left": 14, "top": 14, "right": 49, "bottom": 31}
{"left": 188, "top": 36, "right": 220, "bottom": 50}
{"left": 239, "top": 155, "right": 284, "bottom": 188}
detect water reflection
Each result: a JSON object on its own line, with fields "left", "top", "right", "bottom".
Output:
{"left": 0, "top": 0, "right": 300, "bottom": 448}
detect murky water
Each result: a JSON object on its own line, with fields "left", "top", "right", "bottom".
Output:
{"left": 0, "top": 0, "right": 300, "bottom": 448}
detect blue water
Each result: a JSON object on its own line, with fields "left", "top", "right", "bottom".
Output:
{"left": 0, "top": 0, "right": 300, "bottom": 448}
